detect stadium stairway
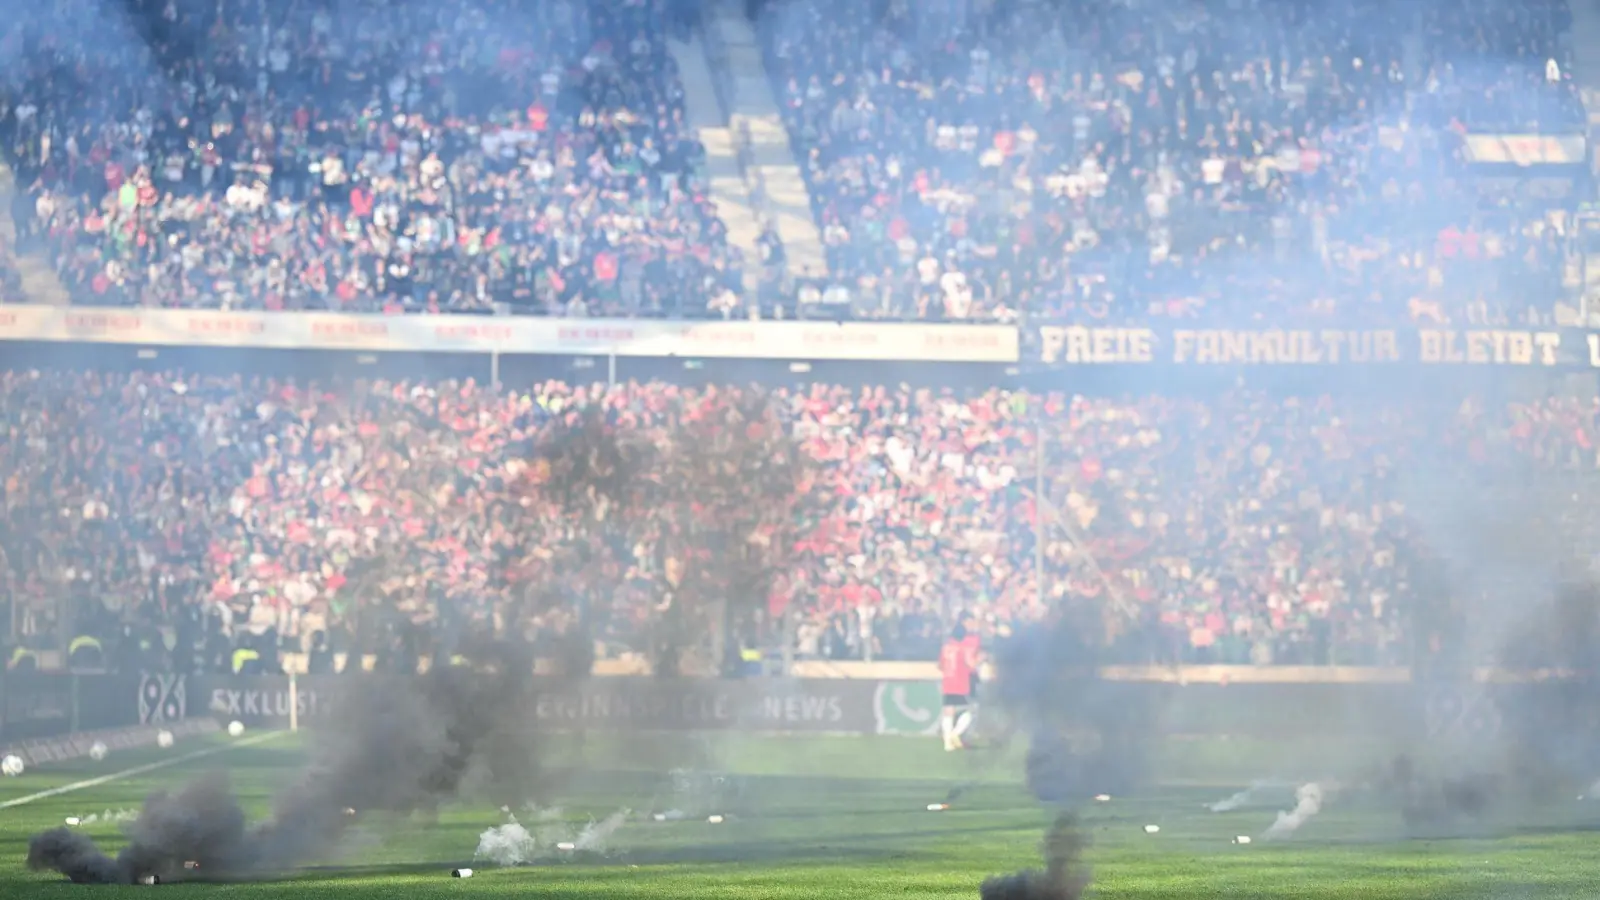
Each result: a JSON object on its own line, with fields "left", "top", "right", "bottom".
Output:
{"left": 1559, "top": 1, "right": 1600, "bottom": 323}
{"left": 1572, "top": 0, "right": 1600, "bottom": 135}
{"left": 0, "top": 160, "right": 69, "bottom": 306}
{"left": 669, "top": 34, "right": 769, "bottom": 301}
{"left": 698, "top": 0, "right": 828, "bottom": 283}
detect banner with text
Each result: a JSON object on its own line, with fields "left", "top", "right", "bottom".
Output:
{"left": 176, "top": 674, "right": 1469, "bottom": 741}
{"left": 1461, "top": 133, "right": 1587, "bottom": 168}
{"left": 0, "top": 306, "right": 1017, "bottom": 363}
{"left": 1036, "top": 324, "right": 1600, "bottom": 367}
{"left": 137, "top": 673, "right": 1556, "bottom": 744}
{"left": 191, "top": 675, "right": 880, "bottom": 734}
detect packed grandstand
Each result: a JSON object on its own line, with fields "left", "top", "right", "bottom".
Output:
{"left": 0, "top": 0, "right": 1596, "bottom": 677}
{"left": 0, "top": 0, "right": 1586, "bottom": 320}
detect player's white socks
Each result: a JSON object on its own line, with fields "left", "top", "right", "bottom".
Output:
{"left": 941, "top": 711, "right": 955, "bottom": 749}
{"left": 953, "top": 709, "right": 974, "bottom": 739}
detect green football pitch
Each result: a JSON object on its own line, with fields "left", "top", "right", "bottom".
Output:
{"left": 2, "top": 730, "right": 1599, "bottom": 899}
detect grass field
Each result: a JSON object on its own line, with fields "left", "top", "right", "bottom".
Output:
{"left": 2, "top": 729, "right": 1599, "bottom": 899}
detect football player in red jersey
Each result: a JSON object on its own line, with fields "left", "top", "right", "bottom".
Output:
{"left": 939, "top": 612, "right": 984, "bottom": 751}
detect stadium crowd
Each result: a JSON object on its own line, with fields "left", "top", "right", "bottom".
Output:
{"left": 0, "top": 0, "right": 741, "bottom": 317}
{"left": 0, "top": 0, "right": 1590, "bottom": 674}
{"left": 0, "top": 0, "right": 1581, "bottom": 323}
{"left": 757, "top": 0, "right": 1584, "bottom": 324}
{"left": 4, "top": 371, "right": 1599, "bottom": 674}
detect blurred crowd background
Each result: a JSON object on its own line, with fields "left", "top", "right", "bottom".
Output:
{"left": 4, "top": 370, "right": 1596, "bottom": 675}
{"left": 0, "top": 0, "right": 1587, "bottom": 322}
{"left": 0, "top": 0, "right": 1597, "bottom": 675}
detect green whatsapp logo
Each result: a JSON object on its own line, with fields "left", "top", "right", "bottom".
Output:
{"left": 872, "top": 681, "right": 942, "bottom": 735}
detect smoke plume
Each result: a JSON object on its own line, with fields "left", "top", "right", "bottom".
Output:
{"left": 1375, "top": 754, "right": 1507, "bottom": 833}
{"left": 1261, "top": 782, "right": 1327, "bottom": 840}
{"left": 528, "top": 397, "right": 812, "bottom": 677}
{"left": 1349, "top": 577, "right": 1600, "bottom": 832}
{"left": 992, "top": 608, "right": 1159, "bottom": 805}
{"left": 28, "top": 639, "right": 541, "bottom": 884}
{"left": 976, "top": 607, "right": 1159, "bottom": 897}
{"left": 978, "top": 813, "right": 1091, "bottom": 900}
{"left": 474, "top": 819, "right": 539, "bottom": 867}
{"left": 472, "top": 807, "right": 629, "bottom": 866}
{"left": 1206, "top": 780, "right": 1287, "bottom": 813}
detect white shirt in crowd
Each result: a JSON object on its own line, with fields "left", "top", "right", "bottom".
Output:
{"left": 1145, "top": 189, "right": 1170, "bottom": 220}
{"left": 284, "top": 574, "right": 318, "bottom": 607}
{"left": 941, "top": 270, "right": 972, "bottom": 318}
{"left": 226, "top": 182, "right": 267, "bottom": 212}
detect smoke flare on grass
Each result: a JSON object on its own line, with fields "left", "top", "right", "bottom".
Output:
{"left": 1207, "top": 780, "right": 1288, "bottom": 813}
{"left": 977, "top": 608, "right": 1151, "bottom": 898}
{"left": 1262, "top": 782, "right": 1327, "bottom": 840}
{"left": 474, "top": 818, "right": 537, "bottom": 867}
{"left": 472, "top": 807, "right": 630, "bottom": 866}
{"left": 28, "top": 639, "right": 541, "bottom": 885}
{"left": 574, "top": 809, "right": 630, "bottom": 851}
{"left": 978, "top": 813, "right": 1091, "bottom": 900}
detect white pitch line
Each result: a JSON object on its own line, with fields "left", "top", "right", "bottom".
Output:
{"left": 0, "top": 731, "right": 283, "bottom": 810}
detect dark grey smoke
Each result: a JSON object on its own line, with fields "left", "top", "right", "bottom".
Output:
{"left": 532, "top": 398, "right": 810, "bottom": 677}
{"left": 27, "top": 639, "right": 540, "bottom": 884}
{"left": 1373, "top": 754, "right": 1507, "bottom": 833}
{"left": 978, "top": 813, "right": 1090, "bottom": 900}
{"left": 976, "top": 608, "right": 1159, "bottom": 898}
{"left": 991, "top": 609, "right": 1159, "bottom": 805}
{"left": 1346, "top": 576, "right": 1600, "bottom": 834}
{"left": 27, "top": 829, "right": 128, "bottom": 885}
